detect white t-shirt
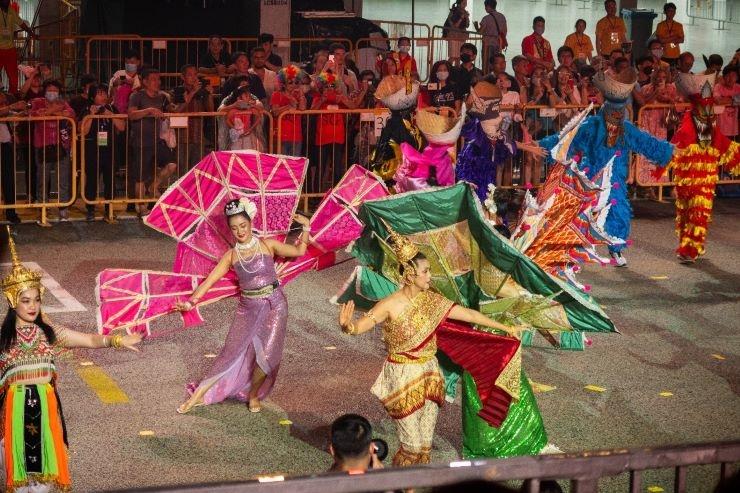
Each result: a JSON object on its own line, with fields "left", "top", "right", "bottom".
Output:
{"left": 249, "top": 68, "right": 278, "bottom": 100}
{"left": 501, "top": 91, "right": 522, "bottom": 121}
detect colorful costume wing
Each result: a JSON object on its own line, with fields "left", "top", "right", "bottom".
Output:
{"left": 144, "top": 151, "right": 308, "bottom": 277}
{"left": 335, "top": 183, "right": 615, "bottom": 458}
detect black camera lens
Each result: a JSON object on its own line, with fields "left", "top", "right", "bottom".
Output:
{"left": 371, "top": 438, "right": 388, "bottom": 462}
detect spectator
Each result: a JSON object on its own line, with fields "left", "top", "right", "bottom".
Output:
{"left": 351, "top": 70, "right": 379, "bottom": 166}
{"left": 496, "top": 72, "right": 521, "bottom": 187}
{"left": 647, "top": 39, "right": 670, "bottom": 71}
{"left": 221, "top": 52, "right": 267, "bottom": 106}
{"left": 635, "top": 56, "right": 655, "bottom": 89}
{"left": 395, "top": 37, "right": 419, "bottom": 80}
{"left": 522, "top": 16, "right": 555, "bottom": 73}
{"left": 80, "top": 84, "right": 125, "bottom": 221}
{"left": 29, "top": 80, "right": 74, "bottom": 222}
{"left": 328, "top": 414, "right": 382, "bottom": 473}
{"left": 426, "top": 60, "right": 462, "bottom": 114}
{"left": 19, "top": 66, "right": 46, "bottom": 101}
{"left": 714, "top": 65, "right": 739, "bottom": 139}
{"left": 127, "top": 68, "right": 176, "bottom": 217}
{"left": 612, "top": 56, "right": 631, "bottom": 75}
{"left": 259, "top": 33, "right": 283, "bottom": 71}
{"left": 0, "top": 0, "right": 36, "bottom": 93}
{"left": 171, "top": 64, "right": 215, "bottom": 168}
{"left": 452, "top": 42, "right": 484, "bottom": 98}
{"left": 512, "top": 55, "right": 531, "bottom": 103}
{"left": 308, "top": 49, "right": 329, "bottom": 80}
{"left": 655, "top": 3, "right": 684, "bottom": 67}
{"left": 551, "top": 65, "right": 581, "bottom": 107}
{"left": 474, "top": 0, "right": 507, "bottom": 72}
{"left": 443, "top": 0, "right": 470, "bottom": 65}
{"left": 224, "top": 86, "right": 265, "bottom": 152}
{"left": 0, "top": 92, "right": 26, "bottom": 223}
{"left": 326, "top": 42, "right": 358, "bottom": 95}
{"left": 608, "top": 48, "right": 625, "bottom": 68}
{"left": 491, "top": 53, "right": 519, "bottom": 92}
{"left": 69, "top": 73, "right": 98, "bottom": 120}
{"left": 727, "top": 48, "right": 740, "bottom": 73}
{"left": 198, "top": 35, "right": 232, "bottom": 76}
{"left": 310, "top": 71, "right": 354, "bottom": 191}
{"left": 556, "top": 46, "right": 578, "bottom": 80}
{"left": 564, "top": 19, "right": 594, "bottom": 65}
{"left": 702, "top": 54, "right": 723, "bottom": 77}
{"left": 677, "top": 51, "right": 695, "bottom": 74}
{"left": 109, "top": 50, "right": 142, "bottom": 113}
{"left": 579, "top": 65, "right": 604, "bottom": 104}
{"left": 352, "top": 70, "right": 378, "bottom": 109}
{"left": 378, "top": 53, "right": 398, "bottom": 78}
{"left": 595, "top": 0, "right": 627, "bottom": 58}
{"left": 249, "top": 47, "right": 278, "bottom": 102}
{"left": 271, "top": 65, "right": 307, "bottom": 156}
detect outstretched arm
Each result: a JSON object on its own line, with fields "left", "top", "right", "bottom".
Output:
{"left": 448, "top": 305, "right": 524, "bottom": 336}
{"left": 175, "top": 250, "right": 233, "bottom": 311}
{"left": 339, "top": 300, "right": 389, "bottom": 336}
{"left": 263, "top": 214, "right": 311, "bottom": 259}
{"left": 626, "top": 121, "right": 674, "bottom": 168}
{"left": 56, "top": 326, "right": 141, "bottom": 352}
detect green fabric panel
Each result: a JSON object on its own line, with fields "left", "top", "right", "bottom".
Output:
{"left": 521, "top": 330, "right": 535, "bottom": 347}
{"left": 436, "top": 351, "right": 462, "bottom": 401}
{"left": 36, "top": 384, "right": 59, "bottom": 477}
{"left": 461, "top": 371, "right": 548, "bottom": 459}
{"left": 11, "top": 386, "right": 27, "bottom": 482}
{"left": 334, "top": 267, "right": 398, "bottom": 311}
{"left": 559, "top": 331, "right": 586, "bottom": 351}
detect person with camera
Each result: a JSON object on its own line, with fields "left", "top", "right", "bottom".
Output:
{"left": 223, "top": 85, "right": 265, "bottom": 152}
{"left": 328, "top": 414, "right": 384, "bottom": 473}
{"left": 222, "top": 52, "right": 267, "bottom": 108}
{"left": 171, "top": 64, "right": 215, "bottom": 169}
{"left": 81, "top": 84, "right": 126, "bottom": 221}
{"left": 198, "top": 35, "right": 232, "bottom": 77}
{"left": 109, "top": 50, "right": 142, "bottom": 113}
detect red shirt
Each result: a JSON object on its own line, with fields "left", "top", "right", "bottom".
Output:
{"left": 271, "top": 91, "right": 302, "bottom": 142}
{"left": 521, "top": 32, "right": 553, "bottom": 73}
{"left": 313, "top": 91, "right": 347, "bottom": 146}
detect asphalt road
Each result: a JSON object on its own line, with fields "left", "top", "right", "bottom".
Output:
{"left": 3, "top": 198, "right": 739, "bottom": 492}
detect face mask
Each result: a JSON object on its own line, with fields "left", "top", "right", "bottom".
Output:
{"left": 399, "top": 45, "right": 410, "bottom": 53}
{"left": 125, "top": 63, "right": 138, "bottom": 73}
{"left": 436, "top": 71, "right": 449, "bottom": 81}
{"left": 643, "top": 66, "right": 653, "bottom": 76}
{"left": 651, "top": 49, "right": 663, "bottom": 58}
{"left": 45, "top": 92, "right": 59, "bottom": 102}
{"left": 534, "top": 26, "right": 545, "bottom": 36}
{"left": 460, "top": 53, "right": 472, "bottom": 64}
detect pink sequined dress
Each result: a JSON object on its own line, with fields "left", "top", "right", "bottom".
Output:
{"left": 188, "top": 252, "right": 287, "bottom": 405}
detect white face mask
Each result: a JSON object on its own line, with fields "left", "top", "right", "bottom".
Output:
{"left": 45, "top": 92, "right": 59, "bottom": 102}
{"left": 436, "top": 71, "right": 449, "bottom": 81}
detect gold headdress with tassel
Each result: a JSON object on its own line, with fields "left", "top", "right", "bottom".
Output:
{"left": 2, "top": 226, "right": 44, "bottom": 308}
{"left": 383, "top": 220, "right": 419, "bottom": 266}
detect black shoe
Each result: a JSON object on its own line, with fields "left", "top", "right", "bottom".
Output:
{"left": 86, "top": 209, "right": 95, "bottom": 221}
{"left": 126, "top": 204, "right": 136, "bottom": 213}
{"left": 5, "top": 212, "right": 20, "bottom": 224}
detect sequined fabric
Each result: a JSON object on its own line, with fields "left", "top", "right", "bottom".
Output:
{"left": 189, "top": 253, "right": 288, "bottom": 405}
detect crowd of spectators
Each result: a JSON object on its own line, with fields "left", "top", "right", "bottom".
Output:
{"left": 0, "top": 0, "right": 738, "bottom": 223}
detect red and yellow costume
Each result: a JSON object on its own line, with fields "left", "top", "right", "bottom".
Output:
{"left": 659, "top": 76, "right": 740, "bottom": 261}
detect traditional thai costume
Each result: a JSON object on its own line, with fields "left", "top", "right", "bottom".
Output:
{"left": 1, "top": 229, "right": 71, "bottom": 492}
{"left": 539, "top": 69, "right": 674, "bottom": 265}
{"left": 658, "top": 74, "right": 740, "bottom": 262}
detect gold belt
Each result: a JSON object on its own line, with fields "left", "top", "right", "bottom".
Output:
{"left": 241, "top": 281, "right": 279, "bottom": 299}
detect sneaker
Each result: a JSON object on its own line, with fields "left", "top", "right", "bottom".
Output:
{"left": 86, "top": 209, "right": 95, "bottom": 221}
{"left": 58, "top": 209, "right": 70, "bottom": 222}
{"left": 5, "top": 212, "right": 20, "bottom": 224}
{"left": 610, "top": 251, "right": 627, "bottom": 267}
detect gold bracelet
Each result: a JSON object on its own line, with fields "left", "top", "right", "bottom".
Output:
{"left": 110, "top": 334, "right": 124, "bottom": 349}
{"left": 103, "top": 335, "right": 110, "bottom": 348}
{"left": 342, "top": 322, "right": 357, "bottom": 335}
{"left": 366, "top": 310, "right": 378, "bottom": 325}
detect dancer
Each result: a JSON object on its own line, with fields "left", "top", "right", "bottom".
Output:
{"left": 0, "top": 227, "right": 141, "bottom": 492}
{"left": 339, "top": 227, "right": 525, "bottom": 466}
{"left": 659, "top": 74, "right": 740, "bottom": 263}
{"left": 175, "top": 198, "right": 310, "bottom": 414}
{"left": 538, "top": 68, "right": 675, "bottom": 266}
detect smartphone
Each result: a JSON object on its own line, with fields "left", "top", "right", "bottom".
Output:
{"left": 328, "top": 54, "right": 335, "bottom": 62}
{"left": 119, "top": 75, "right": 126, "bottom": 81}
{"left": 427, "top": 82, "right": 439, "bottom": 91}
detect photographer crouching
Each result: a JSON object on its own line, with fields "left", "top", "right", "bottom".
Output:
{"left": 329, "top": 414, "right": 386, "bottom": 473}
{"left": 171, "top": 64, "right": 215, "bottom": 169}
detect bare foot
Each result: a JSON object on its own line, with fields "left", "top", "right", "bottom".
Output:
{"left": 248, "top": 397, "right": 261, "bottom": 413}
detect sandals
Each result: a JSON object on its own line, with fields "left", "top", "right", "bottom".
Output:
{"left": 176, "top": 400, "right": 204, "bottom": 414}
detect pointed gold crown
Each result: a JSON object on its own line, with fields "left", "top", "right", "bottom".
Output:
{"left": 2, "top": 226, "right": 44, "bottom": 308}
{"left": 383, "top": 221, "right": 419, "bottom": 265}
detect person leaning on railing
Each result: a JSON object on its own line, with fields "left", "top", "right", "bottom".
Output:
{"left": 713, "top": 65, "right": 740, "bottom": 140}
{"left": 171, "top": 64, "right": 215, "bottom": 169}
{"left": 222, "top": 86, "right": 265, "bottom": 153}
{"left": 80, "top": 84, "right": 126, "bottom": 222}
{"left": 29, "top": 80, "right": 74, "bottom": 223}
{"left": 0, "top": 92, "right": 28, "bottom": 224}
{"left": 271, "top": 65, "right": 307, "bottom": 157}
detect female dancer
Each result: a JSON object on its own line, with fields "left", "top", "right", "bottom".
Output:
{"left": 338, "top": 230, "right": 524, "bottom": 466}
{"left": 1, "top": 226, "right": 141, "bottom": 492}
{"left": 175, "top": 198, "right": 310, "bottom": 414}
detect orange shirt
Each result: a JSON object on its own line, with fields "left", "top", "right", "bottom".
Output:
{"left": 595, "top": 16, "right": 626, "bottom": 56}
{"left": 564, "top": 32, "right": 594, "bottom": 61}
{"left": 655, "top": 20, "right": 684, "bottom": 59}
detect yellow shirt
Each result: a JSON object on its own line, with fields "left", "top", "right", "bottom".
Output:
{"left": 655, "top": 20, "right": 683, "bottom": 59}
{"left": 564, "top": 32, "right": 594, "bottom": 60}
{"left": 0, "top": 8, "right": 22, "bottom": 50}
{"left": 595, "top": 16, "right": 626, "bottom": 57}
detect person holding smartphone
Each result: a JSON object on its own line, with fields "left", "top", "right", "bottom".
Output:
{"left": 328, "top": 414, "right": 384, "bottom": 473}
{"left": 270, "top": 65, "right": 307, "bottom": 156}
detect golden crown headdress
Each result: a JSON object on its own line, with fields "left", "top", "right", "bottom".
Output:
{"left": 2, "top": 226, "right": 44, "bottom": 308}
{"left": 382, "top": 220, "right": 419, "bottom": 266}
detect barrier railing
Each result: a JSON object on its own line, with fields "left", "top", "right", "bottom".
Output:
{"left": 116, "top": 440, "right": 740, "bottom": 493}
{"left": 229, "top": 37, "right": 353, "bottom": 67}
{"left": 634, "top": 102, "right": 740, "bottom": 200}
{"left": 686, "top": 0, "right": 740, "bottom": 29}
{"left": 368, "top": 20, "right": 431, "bottom": 39}
{"left": 431, "top": 25, "right": 487, "bottom": 69}
{"left": 79, "top": 110, "right": 273, "bottom": 222}
{"left": 354, "top": 37, "right": 432, "bottom": 82}
{"left": 0, "top": 115, "right": 77, "bottom": 226}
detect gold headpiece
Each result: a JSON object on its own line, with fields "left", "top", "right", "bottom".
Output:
{"left": 2, "top": 226, "right": 44, "bottom": 308}
{"left": 383, "top": 221, "right": 419, "bottom": 265}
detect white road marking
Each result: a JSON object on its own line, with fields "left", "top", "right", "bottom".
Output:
{"left": 1, "top": 261, "right": 87, "bottom": 313}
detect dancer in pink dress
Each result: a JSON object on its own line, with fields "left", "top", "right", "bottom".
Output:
{"left": 175, "top": 197, "right": 310, "bottom": 414}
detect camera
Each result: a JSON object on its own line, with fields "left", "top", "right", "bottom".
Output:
{"left": 195, "top": 77, "right": 211, "bottom": 101}
{"left": 198, "top": 77, "right": 210, "bottom": 89}
{"left": 370, "top": 438, "right": 388, "bottom": 463}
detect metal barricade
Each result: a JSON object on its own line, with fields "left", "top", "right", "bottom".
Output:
{"left": 354, "top": 37, "right": 431, "bottom": 82}
{"left": 368, "top": 20, "right": 431, "bottom": 39}
{"left": 227, "top": 37, "right": 352, "bottom": 67}
{"left": 430, "top": 25, "right": 486, "bottom": 70}
{"left": 634, "top": 102, "right": 740, "bottom": 201}
{"left": 80, "top": 110, "right": 272, "bottom": 222}
{"left": 14, "top": 34, "right": 90, "bottom": 91}
{"left": 686, "top": 0, "right": 740, "bottom": 29}
{"left": 0, "top": 115, "right": 77, "bottom": 226}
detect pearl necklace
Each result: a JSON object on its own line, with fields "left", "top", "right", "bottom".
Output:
{"left": 234, "top": 237, "right": 261, "bottom": 273}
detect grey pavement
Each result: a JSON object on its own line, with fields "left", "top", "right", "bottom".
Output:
{"left": 3, "top": 197, "right": 739, "bottom": 492}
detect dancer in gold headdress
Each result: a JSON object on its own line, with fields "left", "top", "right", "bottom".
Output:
{"left": 0, "top": 227, "right": 141, "bottom": 492}
{"left": 338, "top": 227, "right": 525, "bottom": 466}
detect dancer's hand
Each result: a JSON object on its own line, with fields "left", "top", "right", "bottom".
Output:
{"left": 292, "top": 213, "right": 310, "bottom": 227}
{"left": 517, "top": 141, "right": 547, "bottom": 158}
{"left": 175, "top": 300, "right": 194, "bottom": 312}
{"left": 339, "top": 301, "right": 355, "bottom": 330}
{"left": 122, "top": 333, "right": 143, "bottom": 352}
